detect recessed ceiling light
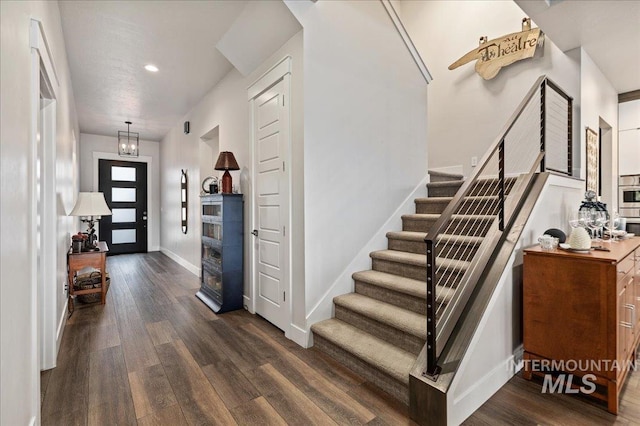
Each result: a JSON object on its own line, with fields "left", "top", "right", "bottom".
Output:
{"left": 144, "top": 64, "right": 159, "bottom": 72}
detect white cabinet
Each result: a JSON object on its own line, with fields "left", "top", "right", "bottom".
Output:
{"left": 619, "top": 99, "right": 640, "bottom": 131}
{"left": 619, "top": 129, "right": 640, "bottom": 175}
{"left": 619, "top": 100, "right": 640, "bottom": 176}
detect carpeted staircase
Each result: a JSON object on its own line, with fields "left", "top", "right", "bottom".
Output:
{"left": 311, "top": 170, "right": 512, "bottom": 404}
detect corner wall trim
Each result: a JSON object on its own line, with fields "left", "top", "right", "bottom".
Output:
{"left": 380, "top": 0, "right": 433, "bottom": 84}
{"left": 159, "top": 247, "right": 200, "bottom": 277}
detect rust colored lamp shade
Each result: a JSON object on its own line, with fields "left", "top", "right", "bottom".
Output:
{"left": 214, "top": 151, "right": 240, "bottom": 194}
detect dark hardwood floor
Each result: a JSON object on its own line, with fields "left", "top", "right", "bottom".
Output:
{"left": 42, "top": 252, "right": 639, "bottom": 425}
{"left": 42, "top": 252, "right": 411, "bottom": 425}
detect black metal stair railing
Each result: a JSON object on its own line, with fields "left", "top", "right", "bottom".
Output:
{"left": 423, "top": 75, "right": 573, "bottom": 378}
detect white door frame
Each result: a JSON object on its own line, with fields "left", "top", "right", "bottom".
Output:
{"left": 30, "top": 18, "right": 60, "bottom": 423}
{"left": 248, "top": 56, "right": 293, "bottom": 334}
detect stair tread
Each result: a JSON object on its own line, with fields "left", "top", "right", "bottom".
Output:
{"left": 415, "top": 197, "right": 453, "bottom": 203}
{"left": 402, "top": 213, "right": 495, "bottom": 220}
{"left": 311, "top": 318, "right": 416, "bottom": 384}
{"left": 428, "top": 170, "right": 464, "bottom": 180}
{"left": 334, "top": 293, "right": 426, "bottom": 339}
{"left": 386, "top": 231, "right": 484, "bottom": 245}
{"left": 414, "top": 195, "right": 498, "bottom": 203}
{"left": 353, "top": 270, "right": 454, "bottom": 305}
{"left": 426, "top": 181, "right": 464, "bottom": 187}
{"left": 370, "top": 250, "right": 471, "bottom": 272}
{"left": 353, "top": 270, "right": 426, "bottom": 298}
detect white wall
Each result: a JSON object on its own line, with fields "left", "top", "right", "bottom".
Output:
{"left": 78, "top": 133, "right": 161, "bottom": 251}
{"left": 284, "top": 0, "right": 429, "bottom": 329}
{"left": 579, "top": 49, "right": 619, "bottom": 209}
{"left": 448, "top": 174, "right": 584, "bottom": 424}
{"left": 399, "top": 0, "right": 580, "bottom": 177}
{"left": 160, "top": 31, "right": 305, "bottom": 329}
{"left": 1, "top": 1, "right": 79, "bottom": 424}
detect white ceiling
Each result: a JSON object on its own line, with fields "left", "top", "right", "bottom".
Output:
{"left": 516, "top": 0, "right": 640, "bottom": 94}
{"left": 59, "top": 0, "right": 249, "bottom": 141}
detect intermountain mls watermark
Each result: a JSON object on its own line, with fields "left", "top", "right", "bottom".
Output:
{"left": 515, "top": 358, "right": 638, "bottom": 394}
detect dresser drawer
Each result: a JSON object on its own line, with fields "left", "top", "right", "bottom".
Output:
{"left": 618, "top": 254, "right": 634, "bottom": 276}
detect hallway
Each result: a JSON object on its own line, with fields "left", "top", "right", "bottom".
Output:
{"left": 41, "top": 253, "right": 640, "bottom": 425}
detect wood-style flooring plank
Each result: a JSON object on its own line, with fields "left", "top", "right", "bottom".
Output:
{"left": 88, "top": 346, "right": 137, "bottom": 426}
{"left": 41, "top": 325, "right": 90, "bottom": 422}
{"left": 41, "top": 369, "right": 53, "bottom": 404}
{"left": 176, "top": 295, "right": 219, "bottom": 321}
{"left": 155, "top": 339, "right": 237, "bottom": 425}
{"left": 201, "top": 359, "right": 261, "bottom": 410}
{"left": 166, "top": 305, "right": 228, "bottom": 367}
{"left": 136, "top": 404, "right": 189, "bottom": 426}
{"left": 230, "top": 396, "right": 288, "bottom": 426}
{"left": 249, "top": 363, "right": 338, "bottom": 425}
{"left": 87, "top": 323, "right": 121, "bottom": 353}
{"left": 128, "top": 364, "right": 178, "bottom": 419}
{"left": 347, "top": 382, "right": 415, "bottom": 426}
{"left": 243, "top": 322, "right": 376, "bottom": 424}
{"left": 145, "top": 320, "right": 179, "bottom": 347}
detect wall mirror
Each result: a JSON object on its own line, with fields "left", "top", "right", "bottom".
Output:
{"left": 181, "top": 169, "right": 188, "bottom": 234}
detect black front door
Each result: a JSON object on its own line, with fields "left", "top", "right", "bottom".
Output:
{"left": 98, "top": 159, "right": 148, "bottom": 255}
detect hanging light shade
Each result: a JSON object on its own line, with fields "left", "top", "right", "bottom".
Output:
{"left": 118, "top": 121, "right": 139, "bottom": 157}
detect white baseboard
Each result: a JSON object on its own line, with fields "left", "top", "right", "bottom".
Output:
{"left": 450, "top": 355, "right": 516, "bottom": 425}
{"left": 55, "top": 299, "right": 68, "bottom": 359}
{"left": 159, "top": 247, "right": 200, "bottom": 277}
{"left": 287, "top": 323, "right": 310, "bottom": 348}
{"left": 304, "top": 174, "right": 430, "bottom": 334}
{"left": 243, "top": 295, "right": 254, "bottom": 313}
{"left": 149, "top": 245, "right": 160, "bottom": 252}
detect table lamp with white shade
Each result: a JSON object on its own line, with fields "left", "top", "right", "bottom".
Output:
{"left": 69, "top": 192, "right": 112, "bottom": 250}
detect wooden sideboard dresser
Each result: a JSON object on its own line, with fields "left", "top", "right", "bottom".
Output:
{"left": 523, "top": 238, "right": 640, "bottom": 414}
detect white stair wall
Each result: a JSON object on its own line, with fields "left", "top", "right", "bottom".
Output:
{"left": 305, "top": 174, "right": 429, "bottom": 347}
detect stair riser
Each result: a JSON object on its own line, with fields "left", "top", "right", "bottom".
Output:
{"left": 428, "top": 179, "right": 516, "bottom": 198}
{"left": 403, "top": 217, "right": 493, "bottom": 236}
{"left": 354, "top": 281, "right": 426, "bottom": 315}
{"left": 434, "top": 241, "right": 481, "bottom": 260}
{"left": 387, "top": 238, "right": 426, "bottom": 255}
{"left": 388, "top": 238, "right": 480, "bottom": 259}
{"left": 427, "top": 183, "right": 461, "bottom": 197}
{"left": 415, "top": 200, "right": 450, "bottom": 214}
{"left": 402, "top": 217, "right": 437, "bottom": 233}
{"left": 335, "top": 306, "right": 424, "bottom": 356}
{"left": 469, "top": 179, "right": 516, "bottom": 196}
{"left": 429, "top": 174, "right": 463, "bottom": 183}
{"left": 313, "top": 335, "right": 409, "bottom": 405}
{"left": 372, "top": 258, "right": 464, "bottom": 284}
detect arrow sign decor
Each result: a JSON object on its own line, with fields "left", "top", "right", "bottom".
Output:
{"left": 449, "top": 18, "right": 544, "bottom": 80}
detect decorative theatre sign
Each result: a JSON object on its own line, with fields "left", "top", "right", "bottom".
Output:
{"left": 449, "top": 18, "right": 544, "bottom": 80}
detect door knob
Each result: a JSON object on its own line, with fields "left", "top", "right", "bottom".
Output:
{"left": 251, "top": 230, "right": 258, "bottom": 236}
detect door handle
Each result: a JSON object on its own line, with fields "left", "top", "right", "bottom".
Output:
{"left": 251, "top": 230, "right": 258, "bottom": 236}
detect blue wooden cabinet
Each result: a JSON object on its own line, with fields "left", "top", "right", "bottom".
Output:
{"left": 196, "top": 194, "right": 244, "bottom": 313}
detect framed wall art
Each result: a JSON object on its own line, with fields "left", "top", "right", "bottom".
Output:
{"left": 585, "top": 127, "right": 599, "bottom": 194}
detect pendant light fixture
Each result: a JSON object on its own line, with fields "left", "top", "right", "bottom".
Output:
{"left": 118, "top": 121, "right": 139, "bottom": 157}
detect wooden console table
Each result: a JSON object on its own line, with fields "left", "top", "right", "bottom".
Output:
{"left": 67, "top": 241, "right": 109, "bottom": 313}
{"left": 523, "top": 238, "right": 640, "bottom": 414}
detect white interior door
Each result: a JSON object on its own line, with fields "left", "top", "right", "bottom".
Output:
{"left": 252, "top": 74, "right": 290, "bottom": 332}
